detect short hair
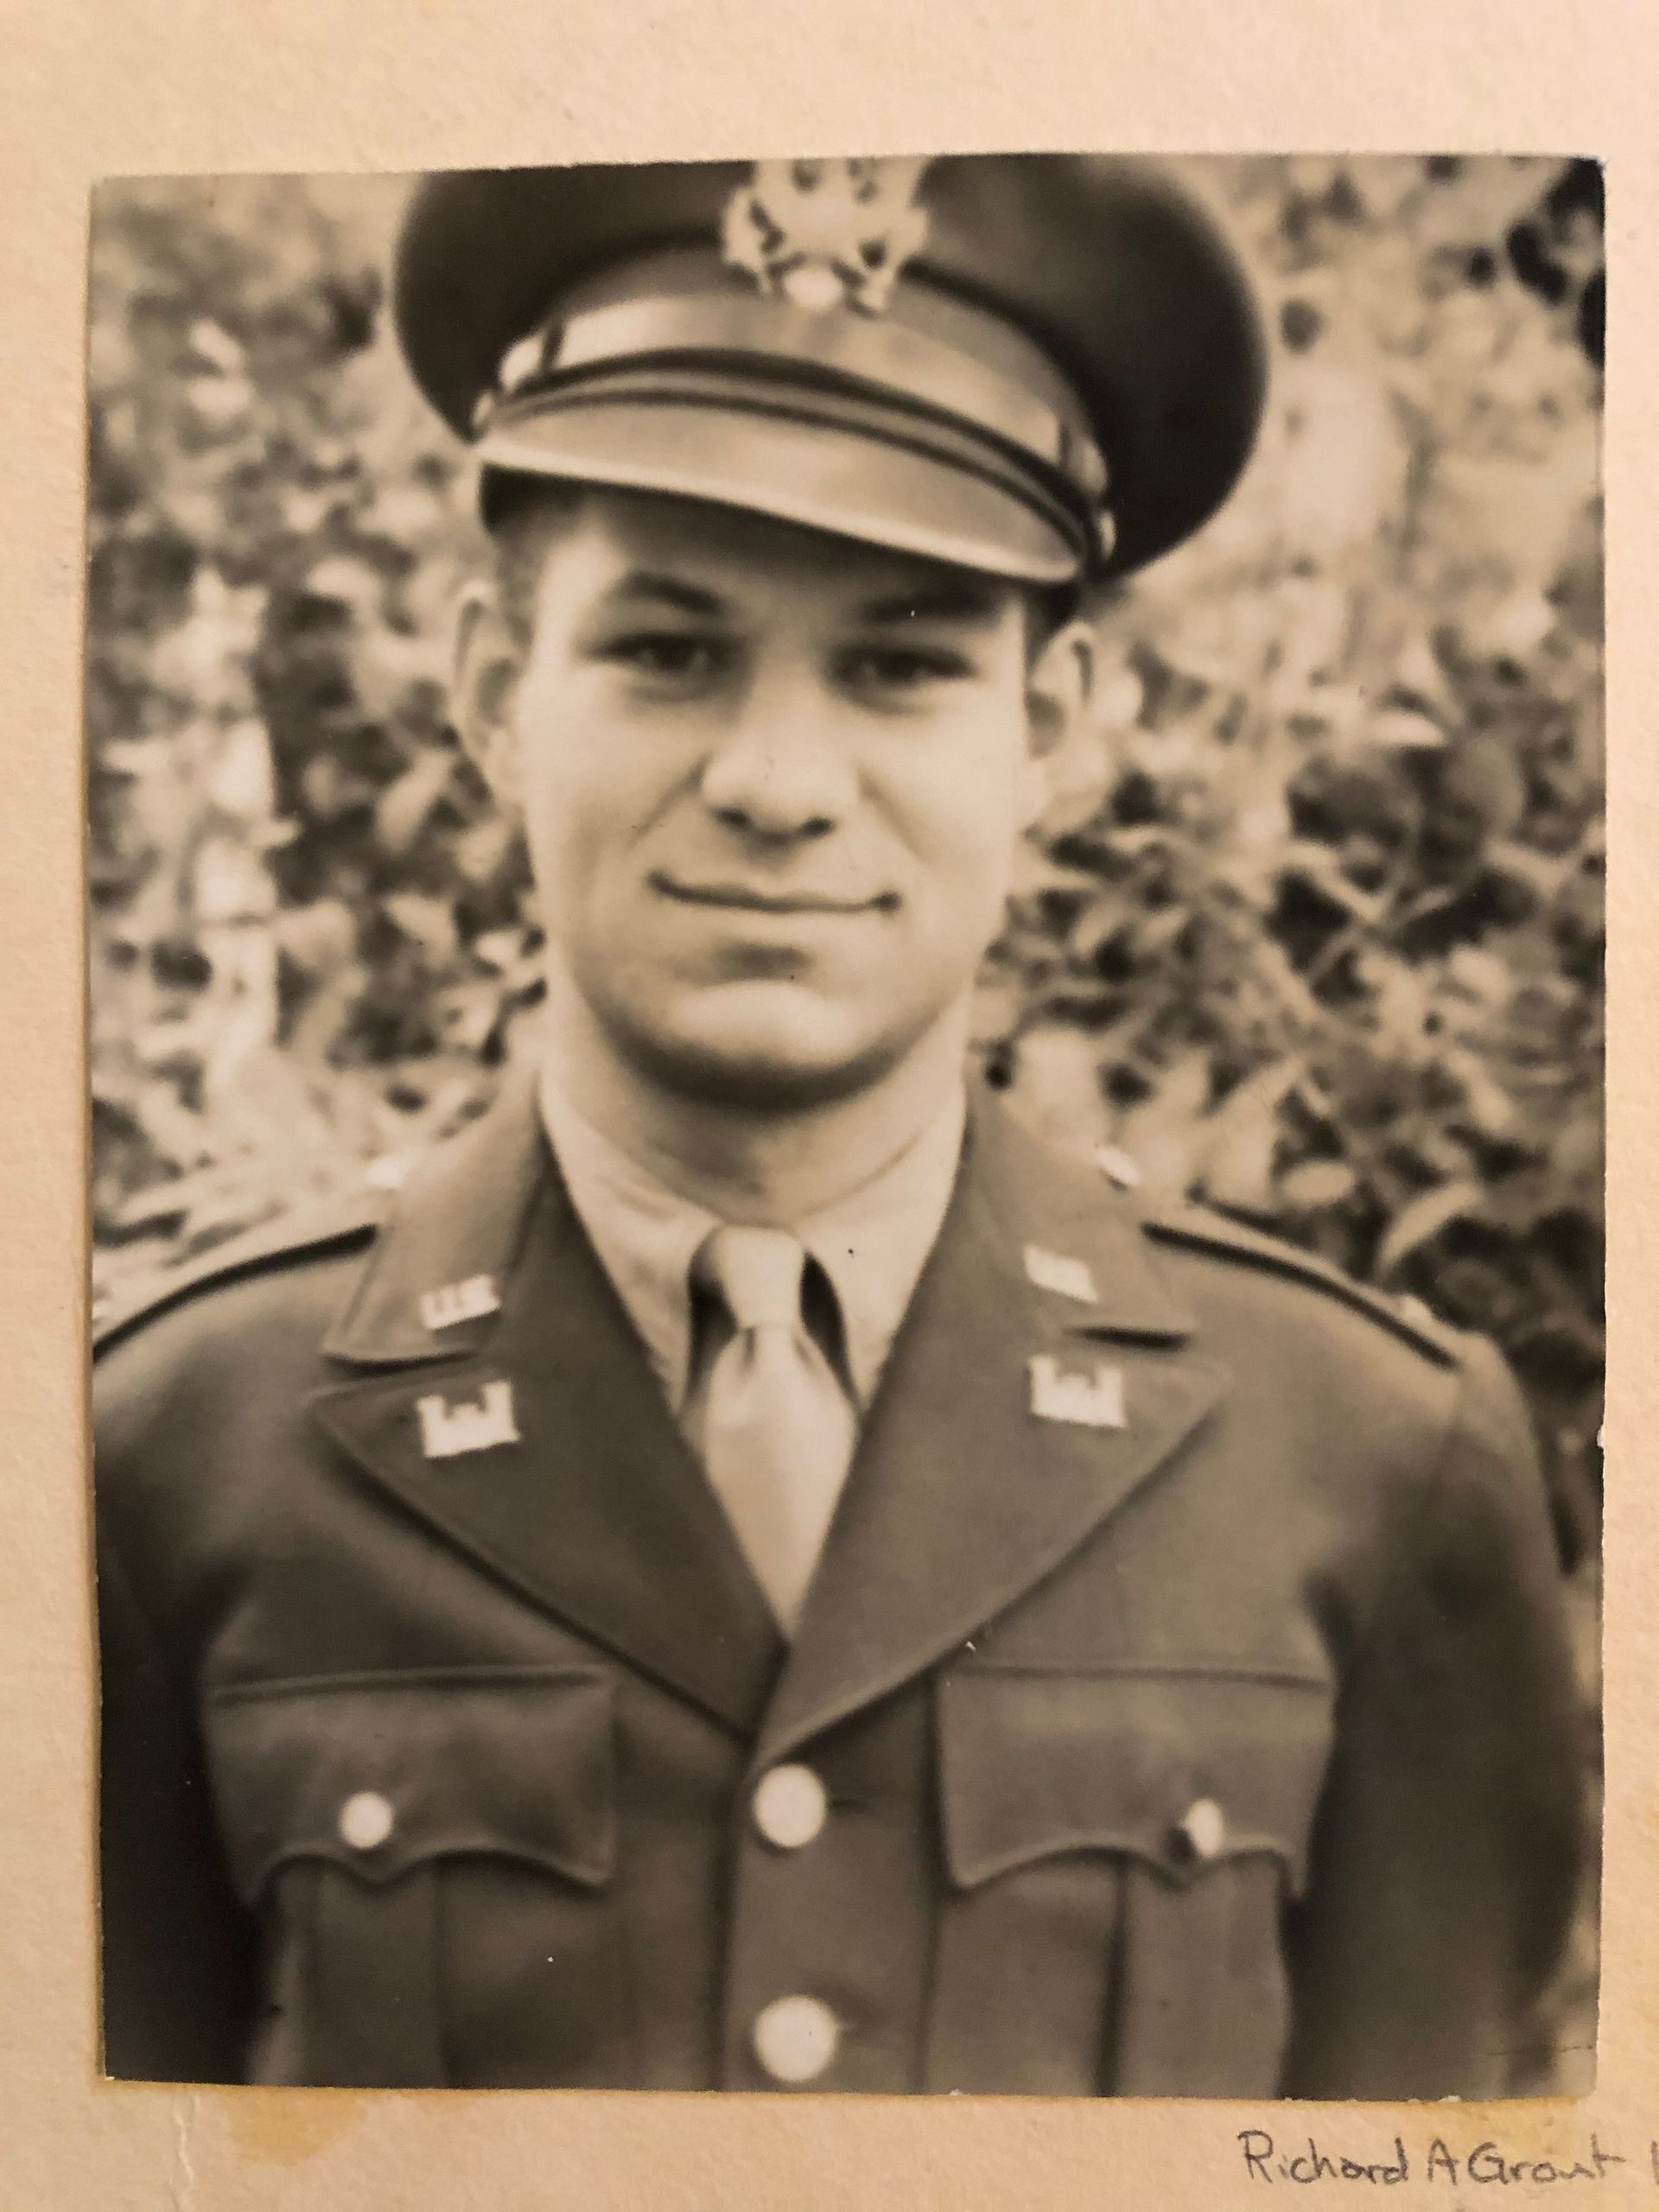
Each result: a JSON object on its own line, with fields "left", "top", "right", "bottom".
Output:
{"left": 483, "top": 474, "right": 1082, "bottom": 654}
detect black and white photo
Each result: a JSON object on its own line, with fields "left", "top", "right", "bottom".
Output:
{"left": 87, "top": 152, "right": 1602, "bottom": 2098}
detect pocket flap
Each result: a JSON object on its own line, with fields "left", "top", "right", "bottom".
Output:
{"left": 203, "top": 1666, "right": 614, "bottom": 1903}
{"left": 938, "top": 1666, "right": 1331, "bottom": 1896}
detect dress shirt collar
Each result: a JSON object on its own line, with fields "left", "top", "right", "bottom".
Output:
{"left": 537, "top": 1061, "right": 967, "bottom": 1414}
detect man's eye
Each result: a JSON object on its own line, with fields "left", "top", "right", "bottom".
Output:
{"left": 842, "top": 645, "right": 969, "bottom": 691}
{"left": 602, "top": 632, "right": 724, "bottom": 679}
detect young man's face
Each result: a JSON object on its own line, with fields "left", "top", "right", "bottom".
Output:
{"left": 470, "top": 486, "right": 1081, "bottom": 1110}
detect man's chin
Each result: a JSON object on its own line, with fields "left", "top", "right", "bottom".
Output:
{"left": 609, "top": 994, "right": 909, "bottom": 1115}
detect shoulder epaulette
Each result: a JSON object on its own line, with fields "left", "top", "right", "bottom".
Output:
{"left": 1140, "top": 1199, "right": 1462, "bottom": 1368}
{"left": 93, "top": 1197, "right": 383, "bottom": 1359}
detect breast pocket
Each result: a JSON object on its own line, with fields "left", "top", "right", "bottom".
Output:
{"left": 202, "top": 1666, "right": 620, "bottom": 2088}
{"left": 926, "top": 1665, "right": 1332, "bottom": 2097}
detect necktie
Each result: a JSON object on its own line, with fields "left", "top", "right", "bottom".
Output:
{"left": 690, "top": 1225, "right": 860, "bottom": 1635}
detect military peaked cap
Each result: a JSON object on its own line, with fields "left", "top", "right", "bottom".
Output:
{"left": 394, "top": 155, "right": 1267, "bottom": 585}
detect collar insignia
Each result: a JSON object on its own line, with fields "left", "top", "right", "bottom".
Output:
{"left": 1022, "top": 1244, "right": 1098, "bottom": 1304}
{"left": 721, "top": 156, "right": 930, "bottom": 315}
{"left": 1028, "top": 1353, "right": 1127, "bottom": 1431}
{"left": 419, "top": 1273, "right": 501, "bottom": 1332}
{"left": 416, "top": 1378, "right": 520, "bottom": 1459}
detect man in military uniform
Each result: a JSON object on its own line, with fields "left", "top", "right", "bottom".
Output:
{"left": 95, "top": 156, "right": 1583, "bottom": 2096}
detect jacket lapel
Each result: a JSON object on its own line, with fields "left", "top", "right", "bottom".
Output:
{"left": 755, "top": 1097, "right": 1229, "bottom": 1767}
{"left": 309, "top": 1069, "right": 784, "bottom": 1736}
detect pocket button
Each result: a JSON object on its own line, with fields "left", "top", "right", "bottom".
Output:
{"left": 338, "top": 1789, "right": 396, "bottom": 1852}
{"left": 1168, "top": 1795, "right": 1226, "bottom": 1867}
{"left": 1176, "top": 1796, "right": 1230, "bottom": 1866}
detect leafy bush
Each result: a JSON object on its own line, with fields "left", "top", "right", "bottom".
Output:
{"left": 87, "top": 156, "right": 1603, "bottom": 1560}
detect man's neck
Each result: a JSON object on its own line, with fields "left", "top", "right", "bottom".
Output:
{"left": 538, "top": 982, "right": 970, "bottom": 1225}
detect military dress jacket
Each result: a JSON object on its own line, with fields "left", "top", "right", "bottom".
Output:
{"left": 94, "top": 1071, "right": 1583, "bottom": 2096}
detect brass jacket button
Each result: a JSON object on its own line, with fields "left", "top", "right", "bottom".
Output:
{"left": 752, "top": 1764, "right": 829, "bottom": 1849}
{"left": 753, "top": 1995, "right": 840, "bottom": 2083}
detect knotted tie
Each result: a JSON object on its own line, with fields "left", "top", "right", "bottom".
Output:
{"left": 690, "top": 1225, "right": 860, "bottom": 1634}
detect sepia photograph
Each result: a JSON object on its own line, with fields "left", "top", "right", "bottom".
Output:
{"left": 86, "top": 151, "right": 1603, "bottom": 2101}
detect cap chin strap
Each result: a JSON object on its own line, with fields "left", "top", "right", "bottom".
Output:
{"left": 489, "top": 360, "right": 1105, "bottom": 571}
{"left": 476, "top": 283, "right": 1110, "bottom": 524}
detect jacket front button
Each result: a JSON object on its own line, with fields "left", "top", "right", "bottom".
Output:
{"left": 338, "top": 1789, "right": 396, "bottom": 1852}
{"left": 753, "top": 1995, "right": 839, "bottom": 2084}
{"left": 752, "top": 1763, "right": 828, "bottom": 1849}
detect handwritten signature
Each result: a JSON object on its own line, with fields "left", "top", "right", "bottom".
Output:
{"left": 1238, "top": 2130, "right": 1653, "bottom": 2188}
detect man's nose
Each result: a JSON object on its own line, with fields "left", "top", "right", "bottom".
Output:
{"left": 698, "top": 682, "right": 859, "bottom": 840}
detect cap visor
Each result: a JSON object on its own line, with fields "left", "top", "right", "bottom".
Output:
{"left": 476, "top": 396, "right": 1080, "bottom": 586}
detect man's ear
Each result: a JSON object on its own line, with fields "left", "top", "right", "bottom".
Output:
{"left": 1020, "top": 617, "right": 1096, "bottom": 828}
{"left": 452, "top": 581, "right": 525, "bottom": 809}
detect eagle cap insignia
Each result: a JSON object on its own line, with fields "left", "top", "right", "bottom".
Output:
{"left": 721, "top": 156, "right": 931, "bottom": 315}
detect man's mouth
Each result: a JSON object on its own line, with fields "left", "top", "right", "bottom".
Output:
{"left": 652, "top": 874, "right": 896, "bottom": 916}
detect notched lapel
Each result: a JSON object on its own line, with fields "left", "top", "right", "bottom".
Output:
{"left": 756, "top": 1102, "right": 1228, "bottom": 1767}
{"left": 312, "top": 1083, "right": 783, "bottom": 1737}
{"left": 322, "top": 1067, "right": 550, "bottom": 1368}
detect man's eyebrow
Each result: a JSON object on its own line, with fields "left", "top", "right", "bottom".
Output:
{"left": 855, "top": 578, "right": 1005, "bottom": 626}
{"left": 603, "top": 571, "right": 729, "bottom": 617}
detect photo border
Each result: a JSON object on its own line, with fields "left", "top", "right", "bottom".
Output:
{"left": 3, "top": 2, "right": 1649, "bottom": 2203}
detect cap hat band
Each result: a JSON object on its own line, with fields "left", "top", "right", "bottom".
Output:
{"left": 475, "top": 264, "right": 1111, "bottom": 511}
{"left": 486, "top": 360, "right": 1102, "bottom": 567}
{"left": 514, "top": 289, "right": 1109, "bottom": 500}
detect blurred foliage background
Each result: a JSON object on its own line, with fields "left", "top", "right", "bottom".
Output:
{"left": 87, "top": 155, "right": 1605, "bottom": 1553}
{"left": 86, "top": 152, "right": 1603, "bottom": 2086}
